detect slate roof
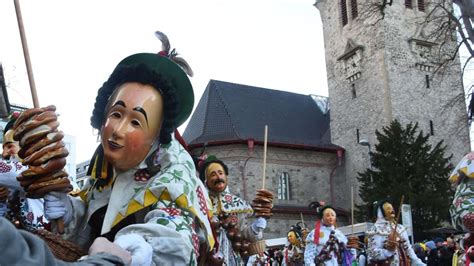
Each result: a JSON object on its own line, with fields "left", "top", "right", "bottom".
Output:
{"left": 183, "top": 80, "right": 341, "bottom": 151}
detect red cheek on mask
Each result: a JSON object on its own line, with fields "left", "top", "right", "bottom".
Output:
{"left": 125, "top": 132, "right": 148, "bottom": 151}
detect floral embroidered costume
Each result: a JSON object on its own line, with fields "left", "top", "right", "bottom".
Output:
{"left": 304, "top": 206, "right": 352, "bottom": 266}
{"left": 199, "top": 158, "right": 269, "bottom": 266}
{"left": 43, "top": 32, "right": 214, "bottom": 265}
{"left": 282, "top": 222, "right": 307, "bottom": 266}
{"left": 448, "top": 152, "right": 474, "bottom": 265}
{"left": 366, "top": 201, "right": 424, "bottom": 266}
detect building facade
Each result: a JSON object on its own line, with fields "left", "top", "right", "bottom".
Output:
{"left": 315, "top": 0, "right": 470, "bottom": 209}
{"left": 183, "top": 80, "right": 349, "bottom": 239}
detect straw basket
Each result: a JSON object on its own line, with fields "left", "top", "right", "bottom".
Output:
{"left": 34, "top": 229, "right": 87, "bottom": 262}
{"left": 247, "top": 240, "right": 266, "bottom": 256}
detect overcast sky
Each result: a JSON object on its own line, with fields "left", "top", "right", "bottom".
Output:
{"left": 0, "top": 0, "right": 328, "bottom": 163}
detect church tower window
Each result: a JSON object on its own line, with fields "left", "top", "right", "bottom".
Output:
{"left": 425, "top": 75, "right": 430, "bottom": 88}
{"left": 405, "top": 0, "right": 413, "bottom": 9}
{"left": 418, "top": 0, "right": 425, "bottom": 12}
{"left": 341, "top": 0, "right": 348, "bottom": 26}
{"left": 356, "top": 128, "right": 360, "bottom": 143}
{"left": 430, "top": 120, "right": 434, "bottom": 135}
{"left": 351, "top": 83, "right": 357, "bottom": 98}
{"left": 351, "top": 0, "right": 358, "bottom": 19}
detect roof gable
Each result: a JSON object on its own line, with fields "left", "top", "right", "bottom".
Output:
{"left": 183, "top": 80, "right": 339, "bottom": 151}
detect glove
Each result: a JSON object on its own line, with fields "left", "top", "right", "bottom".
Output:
{"left": 251, "top": 217, "right": 267, "bottom": 234}
{"left": 114, "top": 233, "right": 153, "bottom": 266}
{"left": 89, "top": 237, "right": 132, "bottom": 265}
{"left": 44, "top": 191, "right": 73, "bottom": 224}
{"left": 0, "top": 202, "right": 7, "bottom": 217}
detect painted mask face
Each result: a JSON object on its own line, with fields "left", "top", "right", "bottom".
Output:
{"left": 101, "top": 82, "right": 164, "bottom": 172}
{"left": 205, "top": 163, "right": 227, "bottom": 193}
{"left": 287, "top": 231, "right": 299, "bottom": 245}
{"left": 383, "top": 202, "right": 396, "bottom": 222}
{"left": 2, "top": 129, "right": 19, "bottom": 160}
{"left": 322, "top": 208, "right": 336, "bottom": 226}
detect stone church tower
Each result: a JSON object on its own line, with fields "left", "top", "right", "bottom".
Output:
{"left": 315, "top": 0, "right": 470, "bottom": 209}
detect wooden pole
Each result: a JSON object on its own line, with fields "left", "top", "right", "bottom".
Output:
{"left": 14, "top": 0, "right": 39, "bottom": 108}
{"left": 351, "top": 186, "right": 354, "bottom": 235}
{"left": 262, "top": 125, "right": 268, "bottom": 189}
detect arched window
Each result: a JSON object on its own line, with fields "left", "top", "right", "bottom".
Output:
{"left": 405, "top": 0, "right": 413, "bottom": 9}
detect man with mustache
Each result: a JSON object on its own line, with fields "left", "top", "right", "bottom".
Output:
{"left": 366, "top": 200, "right": 425, "bottom": 266}
{"left": 199, "top": 158, "right": 270, "bottom": 266}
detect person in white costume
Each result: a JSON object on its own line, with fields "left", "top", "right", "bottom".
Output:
{"left": 42, "top": 32, "right": 215, "bottom": 265}
{"left": 366, "top": 200, "right": 425, "bottom": 266}
{"left": 304, "top": 205, "right": 353, "bottom": 265}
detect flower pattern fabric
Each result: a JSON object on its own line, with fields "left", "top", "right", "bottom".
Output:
{"left": 65, "top": 137, "right": 214, "bottom": 265}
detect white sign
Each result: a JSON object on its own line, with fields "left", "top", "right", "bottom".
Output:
{"left": 401, "top": 204, "right": 414, "bottom": 244}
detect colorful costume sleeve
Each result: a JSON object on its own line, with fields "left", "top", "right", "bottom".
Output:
{"left": 367, "top": 232, "right": 394, "bottom": 261}
{"left": 115, "top": 200, "right": 200, "bottom": 264}
{"left": 0, "top": 159, "right": 26, "bottom": 190}
{"left": 304, "top": 229, "right": 317, "bottom": 266}
{"left": 239, "top": 214, "right": 260, "bottom": 242}
{"left": 64, "top": 138, "right": 214, "bottom": 265}
{"left": 61, "top": 196, "right": 90, "bottom": 247}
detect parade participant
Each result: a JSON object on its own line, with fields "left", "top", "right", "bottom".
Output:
{"left": 282, "top": 223, "right": 306, "bottom": 265}
{"left": 366, "top": 200, "right": 425, "bottom": 266}
{"left": 448, "top": 152, "right": 474, "bottom": 265}
{"left": 0, "top": 114, "right": 49, "bottom": 230}
{"left": 199, "top": 157, "right": 271, "bottom": 266}
{"left": 304, "top": 205, "right": 353, "bottom": 265}
{"left": 42, "top": 32, "right": 214, "bottom": 265}
{"left": 0, "top": 216, "right": 130, "bottom": 265}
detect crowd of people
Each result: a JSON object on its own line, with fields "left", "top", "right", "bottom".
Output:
{"left": 0, "top": 31, "right": 472, "bottom": 266}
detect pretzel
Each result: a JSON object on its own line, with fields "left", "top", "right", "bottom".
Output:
{"left": 14, "top": 111, "right": 57, "bottom": 141}
{"left": 13, "top": 105, "right": 56, "bottom": 136}
{"left": 19, "top": 170, "right": 68, "bottom": 189}
{"left": 19, "top": 121, "right": 60, "bottom": 147}
{"left": 23, "top": 141, "right": 65, "bottom": 165}
{"left": 26, "top": 177, "right": 72, "bottom": 199}
{"left": 20, "top": 131, "right": 64, "bottom": 159}
{"left": 31, "top": 147, "right": 68, "bottom": 166}
{"left": 21, "top": 157, "right": 67, "bottom": 178}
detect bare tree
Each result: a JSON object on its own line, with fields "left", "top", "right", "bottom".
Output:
{"left": 361, "top": 0, "right": 474, "bottom": 123}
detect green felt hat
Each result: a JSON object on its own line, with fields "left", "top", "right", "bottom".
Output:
{"left": 116, "top": 53, "right": 194, "bottom": 128}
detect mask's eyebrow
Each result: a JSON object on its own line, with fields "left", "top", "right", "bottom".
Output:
{"left": 112, "top": 100, "right": 126, "bottom": 108}
{"left": 133, "top": 107, "right": 149, "bottom": 127}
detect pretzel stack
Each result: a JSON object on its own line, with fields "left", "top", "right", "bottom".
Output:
{"left": 251, "top": 189, "right": 273, "bottom": 218}
{"left": 13, "top": 105, "right": 72, "bottom": 198}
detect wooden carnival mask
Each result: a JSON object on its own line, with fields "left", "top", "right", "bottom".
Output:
{"left": 101, "top": 82, "right": 164, "bottom": 172}
{"left": 205, "top": 162, "right": 228, "bottom": 193}
{"left": 322, "top": 208, "right": 337, "bottom": 226}
{"left": 382, "top": 202, "right": 396, "bottom": 222}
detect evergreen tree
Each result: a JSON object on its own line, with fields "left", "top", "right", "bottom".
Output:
{"left": 356, "top": 120, "right": 453, "bottom": 241}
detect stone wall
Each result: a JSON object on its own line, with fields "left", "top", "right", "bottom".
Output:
{"left": 190, "top": 144, "right": 345, "bottom": 239}
{"left": 315, "top": 0, "right": 470, "bottom": 211}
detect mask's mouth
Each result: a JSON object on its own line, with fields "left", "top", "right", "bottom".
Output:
{"left": 108, "top": 139, "right": 124, "bottom": 150}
